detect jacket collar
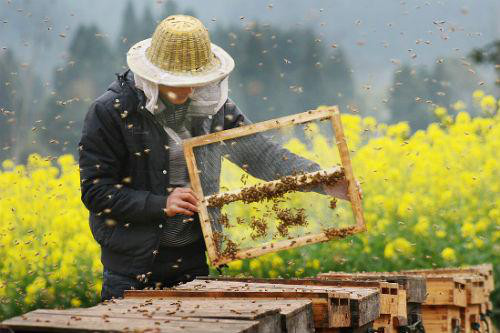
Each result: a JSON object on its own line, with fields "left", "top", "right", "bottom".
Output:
{"left": 107, "top": 69, "right": 212, "bottom": 136}
{"left": 108, "top": 69, "right": 147, "bottom": 113}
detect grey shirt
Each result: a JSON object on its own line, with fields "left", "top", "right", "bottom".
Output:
{"left": 152, "top": 96, "right": 203, "bottom": 248}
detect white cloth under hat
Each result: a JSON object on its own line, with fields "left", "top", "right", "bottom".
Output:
{"left": 134, "top": 72, "right": 229, "bottom": 117}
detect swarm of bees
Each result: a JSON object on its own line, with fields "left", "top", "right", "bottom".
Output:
{"left": 208, "top": 169, "right": 345, "bottom": 208}
{"left": 212, "top": 169, "right": 347, "bottom": 256}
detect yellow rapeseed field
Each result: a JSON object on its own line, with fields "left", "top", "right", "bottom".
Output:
{"left": 0, "top": 91, "right": 498, "bottom": 319}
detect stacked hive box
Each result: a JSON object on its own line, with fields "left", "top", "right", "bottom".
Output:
{"left": 0, "top": 264, "right": 494, "bottom": 333}
{"left": 1, "top": 280, "right": 380, "bottom": 332}
{"left": 417, "top": 275, "right": 467, "bottom": 333}
{"left": 317, "top": 273, "right": 427, "bottom": 332}
{"left": 400, "top": 264, "right": 494, "bottom": 333}
{"left": 197, "top": 276, "right": 406, "bottom": 333}
{"left": 126, "top": 279, "right": 381, "bottom": 332}
{"left": 318, "top": 264, "right": 495, "bottom": 333}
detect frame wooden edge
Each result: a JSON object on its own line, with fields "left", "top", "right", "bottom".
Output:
{"left": 330, "top": 106, "right": 365, "bottom": 230}
{"left": 212, "top": 225, "right": 364, "bottom": 266}
{"left": 183, "top": 107, "right": 335, "bottom": 148}
{"left": 183, "top": 144, "right": 219, "bottom": 263}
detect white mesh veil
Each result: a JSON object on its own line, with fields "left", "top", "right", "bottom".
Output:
{"left": 133, "top": 72, "right": 229, "bottom": 117}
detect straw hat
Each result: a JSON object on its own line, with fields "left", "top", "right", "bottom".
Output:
{"left": 127, "top": 15, "right": 235, "bottom": 87}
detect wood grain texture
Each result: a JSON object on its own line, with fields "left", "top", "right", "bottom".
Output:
{"left": 124, "top": 289, "right": 334, "bottom": 329}
{"left": 87, "top": 298, "right": 313, "bottom": 333}
{"left": 183, "top": 108, "right": 334, "bottom": 148}
{"left": 317, "top": 272, "right": 427, "bottom": 303}
{"left": 0, "top": 298, "right": 316, "bottom": 333}
{"left": 183, "top": 144, "right": 218, "bottom": 262}
{"left": 331, "top": 107, "right": 365, "bottom": 230}
{"left": 1, "top": 309, "right": 261, "bottom": 333}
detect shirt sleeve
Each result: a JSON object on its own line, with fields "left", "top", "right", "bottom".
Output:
{"left": 222, "top": 98, "right": 326, "bottom": 194}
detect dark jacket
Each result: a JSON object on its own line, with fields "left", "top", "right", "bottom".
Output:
{"left": 78, "top": 69, "right": 320, "bottom": 278}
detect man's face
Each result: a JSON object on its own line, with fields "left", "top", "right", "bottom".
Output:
{"left": 158, "top": 85, "right": 193, "bottom": 104}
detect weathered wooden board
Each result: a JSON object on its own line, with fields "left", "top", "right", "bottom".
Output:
{"left": 125, "top": 291, "right": 337, "bottom": 329}
{"left": 401, "top": 263, "right": 494, "bottom": 293}
{"left": 198, "top": 276, "right": 400, "bottom": 333}
{"left": 317, "top": 272, "right": 426, "bottom": 304}
{"left": 198, "top": 277, "right": 398, "bottom": 313}
{"left": 37, "top": 303, "right": 280, "bottom": 333}
{"left": 85, "top": 298, "right": 314, "bottom": 333}
{"left": 316, "top": 271, "right": 427, "bottom": 332}
{"left": 124, "top": 280, "right": 380, "bottom": 329}
{"left": 400, "top": 269, "right": 489, "bottom": 307}
{"left": 1, "top": 309, "right": 260, "bottom": 333}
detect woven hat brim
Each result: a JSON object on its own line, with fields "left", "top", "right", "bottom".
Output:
{"left": 127, "top": 38, "right": 235, "bottom": 87}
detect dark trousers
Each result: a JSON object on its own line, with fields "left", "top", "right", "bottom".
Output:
{"left": 100, "top": 239, "right": 208, "bottom": 302}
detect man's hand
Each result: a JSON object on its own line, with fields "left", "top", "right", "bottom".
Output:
{"left": 322, "top": 178, "right": 363, "bottom": 201}
{"left": 163, "top": 187, "right": 199, "bottom": 217}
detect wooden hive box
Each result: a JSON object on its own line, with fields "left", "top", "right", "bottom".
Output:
{"left": 97, "top": 297, "right": 314, "bottom": 333}
{"left": 1, "top": 298, "right": 315, "bottom": 333}
{"left": 412, "top": 276, "right": 466, "bottom": 333}
{"left": 401, "top": 263, "right": 494, "bottom": 295}
{"left": 198, "top": 276, "right": 401, "bottom": 333}
{"left": 399, "top": 266, "right": 493, "bottom": 307}
{"left": 400, "top": 268, "right": 492, "bottom": 333}
{"left": 124, "top": 279, "right": 380, "bottom": 331}
{"left": 317, "top": 271, "right": 427, "bottom": 332}
{"left": 421, "top": 276, "right": 467, "bottom": 307}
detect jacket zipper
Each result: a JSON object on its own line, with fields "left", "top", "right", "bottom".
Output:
{"left": 140, "top": 104, "right": 169, "bottom": 278}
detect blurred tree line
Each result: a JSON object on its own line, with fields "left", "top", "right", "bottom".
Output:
{"left": 0, "top": 0, "right": 496, "bottom": 163}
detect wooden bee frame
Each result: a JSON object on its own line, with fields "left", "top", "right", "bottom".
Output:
{"left": 183, "top": 106, "right": 365, "bottom": 266}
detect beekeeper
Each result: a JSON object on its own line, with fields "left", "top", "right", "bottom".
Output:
{"left": 78, "top": 15, "right": 360, "bottom": 302}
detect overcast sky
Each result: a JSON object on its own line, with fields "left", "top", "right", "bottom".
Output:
{"left": 1, "top": 0, "right": 498, "bottom": 104}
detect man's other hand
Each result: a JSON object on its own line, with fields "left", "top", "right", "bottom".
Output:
{"left": 322, "top": 178, "right": 363, "bottom": 201}
{"left": 163, "top": 188, "right": 199, "bottom": 217}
